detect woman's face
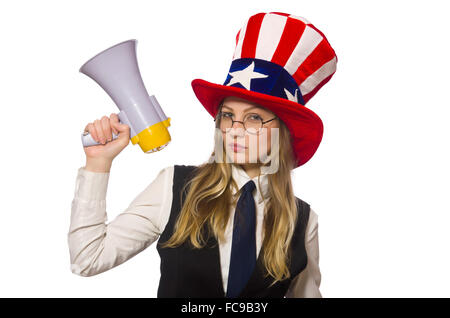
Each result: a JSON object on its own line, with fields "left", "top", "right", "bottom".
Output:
{"left": 218, "top": 96, "right": 280, "bottom": 164}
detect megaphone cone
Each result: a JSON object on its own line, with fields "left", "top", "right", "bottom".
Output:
{"left": 80, "top": 39, "right": 171, "bottom": 153}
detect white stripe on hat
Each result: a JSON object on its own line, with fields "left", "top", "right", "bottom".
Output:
{"left": 284, "top": 25, "right": 323, "bottom": 75}
{"left": 300, "top": 56, "right": 337, "bottom": 96}
{"left": 255, "top": 14, "right": 287, "bottom": 61}
{"left": 233, "top": 19, "right": 249, "bottom": 60}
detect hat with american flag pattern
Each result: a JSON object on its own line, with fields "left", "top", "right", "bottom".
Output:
{"left": 191, "top": 12, "right": 338, "bottom": 168}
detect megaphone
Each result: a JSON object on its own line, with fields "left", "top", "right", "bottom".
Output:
{"left": 79, "top": 39, "right": 171, "bottom": 153}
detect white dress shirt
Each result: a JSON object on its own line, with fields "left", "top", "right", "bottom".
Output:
{"left": 69, "top": 164, "right": 322, "bottom": 297}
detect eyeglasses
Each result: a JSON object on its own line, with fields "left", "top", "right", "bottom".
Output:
{"left": 215, "top": 111, "right": 278, "bottom": 135}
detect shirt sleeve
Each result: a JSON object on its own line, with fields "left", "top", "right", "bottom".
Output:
{"left": 68, "top": 165, "right": 174, "bottom": 277}
{"left": 285, "top": 207, "right": 322, "bottom": 298}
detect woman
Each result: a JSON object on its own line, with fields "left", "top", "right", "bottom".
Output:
{"left": 69, "top": 12, "right": 337, "bottom": 298}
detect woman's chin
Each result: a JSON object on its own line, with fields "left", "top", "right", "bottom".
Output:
{"left": 225, "top": 151, "right": 264, "bottom": 164}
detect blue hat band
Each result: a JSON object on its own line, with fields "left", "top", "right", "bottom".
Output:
{"left": 223, "top": 58, "right": 304, "bottom": 105}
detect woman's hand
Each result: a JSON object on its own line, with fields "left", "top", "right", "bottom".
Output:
{"left": 83, "top": 113, "right": 130, "bottom": 168}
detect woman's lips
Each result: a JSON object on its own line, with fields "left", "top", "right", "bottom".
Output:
{"left": 229, "top": 143, "right": 247, "bottom": 152}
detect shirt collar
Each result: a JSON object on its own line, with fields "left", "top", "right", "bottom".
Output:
{"left": 231, "top": 164, "right": 270, "bottom": 204}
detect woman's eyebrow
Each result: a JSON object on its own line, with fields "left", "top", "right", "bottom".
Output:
{"left": 221, "top": 104, "right": 260, "bottom": 112}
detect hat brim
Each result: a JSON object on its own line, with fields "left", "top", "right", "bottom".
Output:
{"left": 191, "top": 79, "right": 324, "bottom": 168}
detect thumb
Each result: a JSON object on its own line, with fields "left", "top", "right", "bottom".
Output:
{"left": 112, "top": 121, "right": 130, "bottom": 134}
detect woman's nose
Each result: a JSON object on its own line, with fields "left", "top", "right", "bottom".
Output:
{"left": 227, "top": 125, "right": 246, "bottom": 137}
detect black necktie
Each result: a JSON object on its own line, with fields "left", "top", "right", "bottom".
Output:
{"left": 226, "top": 180, "right": 257, "bottom": 298}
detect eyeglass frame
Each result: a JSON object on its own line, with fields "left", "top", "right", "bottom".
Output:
{"left": 214, "top": 111, "right": 278, "bottom": 135}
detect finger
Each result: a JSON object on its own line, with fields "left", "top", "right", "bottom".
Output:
{"left": 101, "top": 116, "right": 112, "bottom": 142}
{"left": 94, "top": 119, "right": 105, "bottom": 144}
{"left": 110, "top": 113, "right": 119, "bottom": 123}
{"left": 85, "top": 123, "right": 99, "bottom": 142}
{"left": 110, "top": 113, "right": 119, "bottom": 135}
{"left": 112, "top": 118, "right": 129, "bottom": 133}
{"left": 111, "top": 124, "right": 119, "bottom": 136}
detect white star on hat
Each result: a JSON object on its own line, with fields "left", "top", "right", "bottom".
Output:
{"left": 284, "top": 87, "right": 299, "bottom": 102}
{"left": 226, "top": 61, "right": 268, "bottom": 90}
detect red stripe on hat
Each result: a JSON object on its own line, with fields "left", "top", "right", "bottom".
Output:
{"left": 308, "top": 23, "right": 338, "bottom": 63}
{"left": 293, "top": 39, "right": 335, "bottom": 84}
{"left": 271, "top": 17, "right": 306, "bottom": 67}
{"left": 241, "top": 12, "right": 265, "bottom": 58}
{"left": 269, "top": 12, "right": 290, "bottom": 17}
{"left": 235, "top": 29, "right": 241, "bottom": 46}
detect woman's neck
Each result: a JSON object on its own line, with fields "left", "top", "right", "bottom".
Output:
{"left": 239, "top": 163, "right": 261, "bottom": 179}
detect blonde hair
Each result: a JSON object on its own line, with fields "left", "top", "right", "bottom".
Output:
{"left": 159, "top": 101, "right": 298, "bottom": 286}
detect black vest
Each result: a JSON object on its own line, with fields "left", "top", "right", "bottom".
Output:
{"left": 156, "top": 164, "right": 311, "bottom": 298}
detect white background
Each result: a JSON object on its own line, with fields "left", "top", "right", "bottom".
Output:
{"left": 0, "top": 0, "right": 449, "bottom": 297}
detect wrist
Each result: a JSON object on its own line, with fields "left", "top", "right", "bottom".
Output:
{"left": 85, "top": 157, "right": 113, "bottom": 173}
